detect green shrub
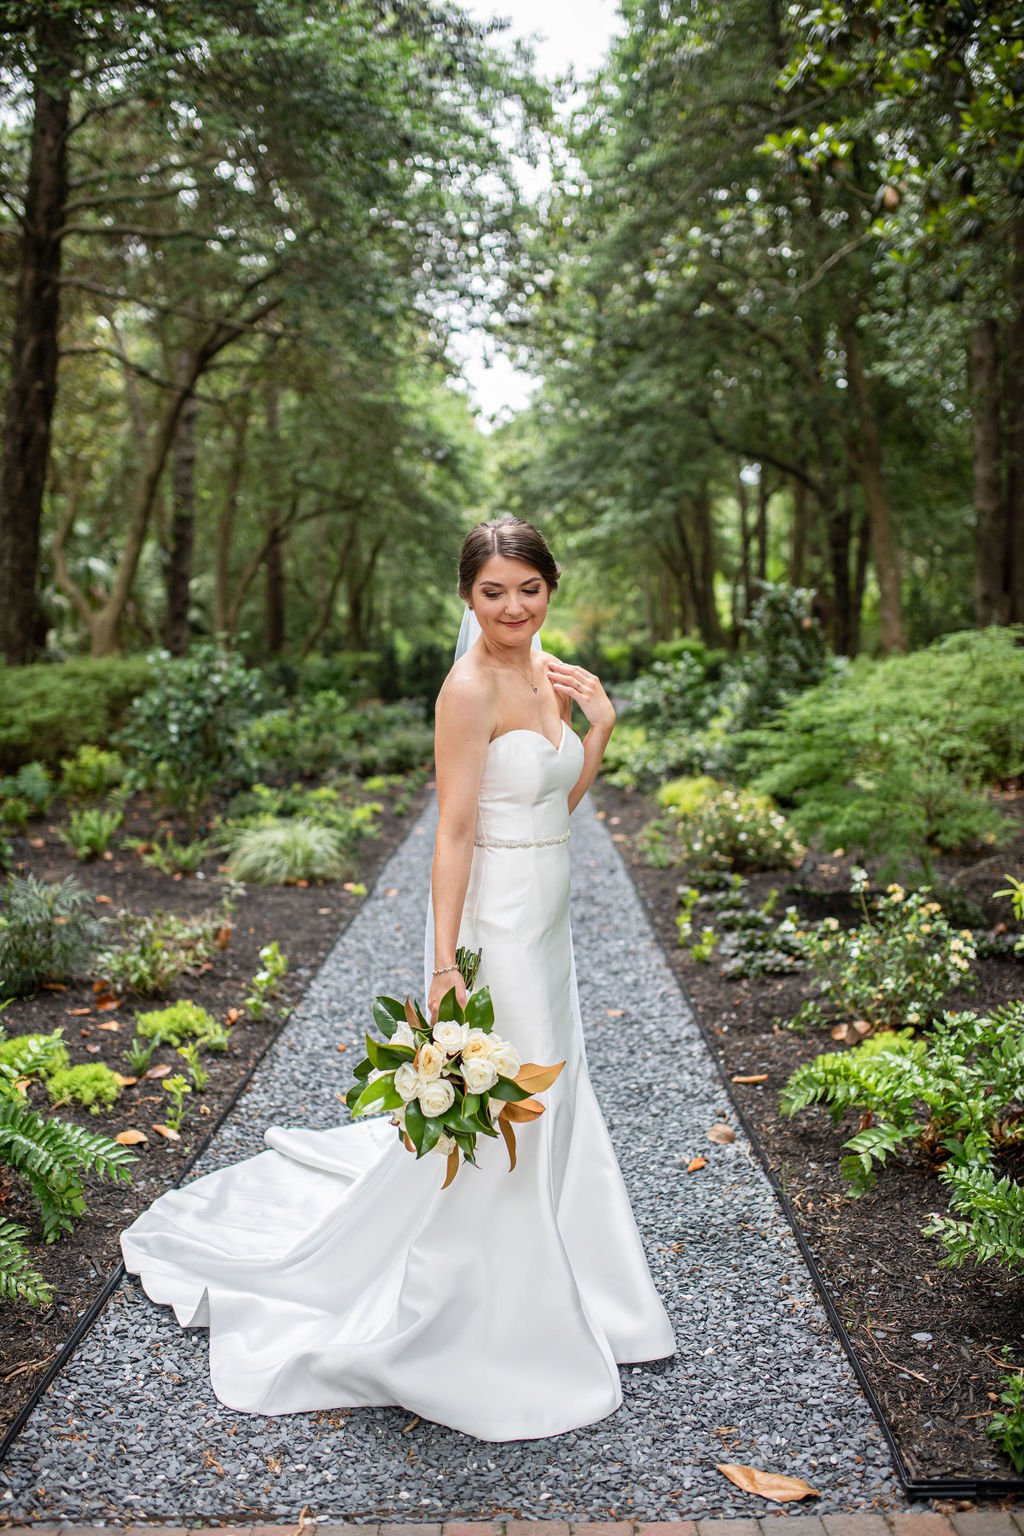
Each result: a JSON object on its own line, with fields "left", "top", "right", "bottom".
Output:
{"left": 731, "top": 580, "right": 833, "bottom": 733}
{"left": 737, "top": 626, "right": 1024, "bottom": 881}
{"left": 656, "top": 775, "right": 723, "bottom": 816}
{"left": 0, "top": 1029, "right": 70, "bottom": 1079}
{"left": 779, "top": 869, "right": 977, "bottom": 1033}
{"left": 0, "top": 873, "right": 101, "bottom": 999}
{"left": 622, "top": 654, "right": 718, "bottom": 733}
{"left": 95, "top": 900, "right": 231, "bottom": 996}
{"left": 58, "top": 805, "right": 123, "bottom": 860}
{"left": 240, "top": 691, "right": 358, "bottom": 779}
{"left": 134, "top": 999, "right": 221, "bottom": 1047}
{"left": 601, "top": 721, "right": 711, "bottom": 791}
{"left": 926, "top": 1163, "right": 1024, "bottom": 1273}
{"left": 0, "top": 762, "right": 54, "bottom": 816}
{"left": 224, "top": 818, "right": 349, "bottom": 884}
{"left": 117, "top": 641, "right": 267, "bottom": 828}
{"left": 46, "top": 1062, "right": 122, "bottom": 1115}
{"left": 674, "top": 786, "right": 806, "bottom": 873}
{"left": 223, "top": 781, "right": 382, "bottom": 852}
{"left": 987, "top": 1372, "right": 1024, "bottom": 1474}
{"left": 0, "top": 1034, "right": 136, "bottom": 1246}
{"left": 125, "top": 832, "right": 209, "bottom": 875}
{"left": 780, "top": 1003, "right": 1024, "bottom": 1195}
{"left": 0, "top": 657, "right": 153, "bottom": 773}
{"left": 59, "top": 744, "right": 125, "bottom": 798}
{"left": 0, "top": 797, "right": 31, "bottom": 833}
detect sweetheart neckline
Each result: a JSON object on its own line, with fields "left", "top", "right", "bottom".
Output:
{"left": 488, "top": 720, "right": 568, "bottom": 754}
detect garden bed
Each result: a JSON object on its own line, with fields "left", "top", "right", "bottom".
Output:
{"left": 592, "top": 776, "right": 1024, "bottom": 1487}
{"left": 0, "top": 772, "right": 432, "bottom": 1446}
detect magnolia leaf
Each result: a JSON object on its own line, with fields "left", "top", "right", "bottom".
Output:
{"left": 708, "top": 1123, "right": 735, "bottom": 1145}
{"left": 403, "top": 997, "right": 420, "bottom": 1035}
{"left": 716, "top": 1463, "right": 818, "bottom": 1503}
{"left": 501, "top": 1096, "right": 545, "bottom": 1123}
{"left": 441, "top": 1145, "right": 460, "bottom": 1187}
{"left": 115, "top": 1127, "right": 148, "bottom": 1145}
{"left": 514, "top": 1060, "right": 565, "bottom": 1094}
{"left": 151, "top": 1123, "right": 181, "bottom": 1141}
{"left": 498, "top": 1113, "right": 518, "bottom": 1172}
{"left": 687, "top": 1155, "right": 707, "bottom": 1172}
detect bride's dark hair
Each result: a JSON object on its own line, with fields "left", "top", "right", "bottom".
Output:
{"left": 457, "top": 516, "right": 560, "bottom": 599}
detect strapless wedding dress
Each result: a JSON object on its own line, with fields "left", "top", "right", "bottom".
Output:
{"left": 120, "top": 720, "right": 675, "bottom": 1440}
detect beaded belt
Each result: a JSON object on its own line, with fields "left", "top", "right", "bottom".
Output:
{"left": 474, "top": 829, "right": 571, "bottom": 849}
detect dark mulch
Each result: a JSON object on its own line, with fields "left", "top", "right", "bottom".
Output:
{"left": 592, "top": 777, "right": 1024, "bottom": 1486}
{"left": 0, "top": 775, "right": 432, "bottom": 1445}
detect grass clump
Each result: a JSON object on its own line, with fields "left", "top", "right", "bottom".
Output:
{"left": 224, "top": 818, "right": 348, "bottom": 884}
{"left": 0, "top": 873, "right": 101, "bottom": 999}
{"left": 46, "top": 1062, "right": 122, "bottom": 1115}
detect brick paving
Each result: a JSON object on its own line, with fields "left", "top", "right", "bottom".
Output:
{"left": 4, "top": 1515, "right": 1024, "bottom": 1534}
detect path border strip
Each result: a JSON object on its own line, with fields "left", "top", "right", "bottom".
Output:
{"left": 2, "top": 1512, "right": 1022, "bottom": 1533}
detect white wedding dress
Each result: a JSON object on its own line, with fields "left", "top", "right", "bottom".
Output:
{"left": 120, "top": 720, "right": 675, "bottom": 1440}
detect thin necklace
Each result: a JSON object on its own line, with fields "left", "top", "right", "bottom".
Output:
{"left": 481, "top": 631, "right": 538, "bottom": 692}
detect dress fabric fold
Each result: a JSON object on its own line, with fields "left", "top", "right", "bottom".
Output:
{"left": 120, "top": 720, "right": 676, "bottom": 1440}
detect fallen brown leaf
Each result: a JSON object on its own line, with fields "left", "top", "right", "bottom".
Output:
{"left": 336, "top": 1043, "right": 348, "bottom": 1052}
{"left": 225, "top": 1007, "right": 242, "bottom": 1026}
{"left": 687, "top": 1156, "right": 707, "bottom": 1172}
{"left": 115, "top": 1128, "right": 148, "bottom": 1145}
{"left": 151, "top": 1123, "right": 181, "bottom": 1141}
{"left": 731, "top": 1073, "right": 768, "bottom": 1084}
{"left": 144, "top": 1063, "right": 172, "bottom": 1079}
{"left": 606, "top": 1008, "right": 624, "bottom": 1017}
{"left": 716, "top": 1463, "right": 818, "bottom": 1503}
{"left": 66, "top": 1008, "right": 93, "bottom": 1017}
{"left": 97, "top": 1020, "right": 122, "bottom": 1032}
{"left": 94, "top": 894, "right": 113, "bottom": 904}
{"left": 214, "top": 923, "right": 232, "bottom": 949}
{"left": 112, "top": 1072, "right": 137, "bottom": 1086}
{"left": 708, "top": 1123, "right": 736, "bottom": 1145}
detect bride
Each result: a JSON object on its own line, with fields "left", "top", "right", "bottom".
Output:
{"left": 120, "top": 514, "right": 675, "bottom": 1441}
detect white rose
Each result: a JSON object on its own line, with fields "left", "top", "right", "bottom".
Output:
{"left": 394, "top": 1062, "right": 422, "bottom": 1102}
{"left": 418, "top": 1077, "right": 456, "bottom": 1118}
{"left": 462, "top": 1057, "right": 499, "bottom": 1095}
{"left": 392, "top": 1018, "right": 416, "bottom": 1048}
{"left": 433, "top": 1019, "right": 469, "bottom": 1055}
{"left": 432, "top": 1131, "right": 455, "bottom": 1155}
{"left": 490, "top": 1040, "right": 522, "bottom": 1080}
{"left": 415, "top": 1041, "right": 446, "bottom": 1081}
{"left": 390, "top": 1105, "right": 407, "bottom": 1128}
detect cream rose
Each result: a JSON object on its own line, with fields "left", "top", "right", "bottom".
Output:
{"left": 461, "top": 1030, "right": 494, "bottom": 1062}
{"left": 432, "top": 1019, "right": 469, "bottom": 1055}
{"left": 490, "top": 1039, "right": 522, "bottom": 1080}
{"left": 432, "top": 1131, "right": 455, "bottom": 1156}
{"left": 418, "top": 1078, "right": 456, "bottom": 1118}
{"left": 392, "top": 1018, "right": 416, "bottom": 1048}
{"left": 394, "top": 1062, "right": 422, "bottom": 1102}
{"left": 462, "top": 1057, "right": 499, "bottom": 1094}
{"left": 415, "top": 1041, "right": 446, "bottom": 1081}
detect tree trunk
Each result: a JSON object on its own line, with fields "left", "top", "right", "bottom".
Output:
{"left": 824, "top": 493, "right": 854, "bottom": 656}
{"left": 789, "top": 475, "right": 807, "bottom": 586}
{"left": 0, "top": 16, "right": 74, "bottom": 663}
{"left": 265, "top": 533, "right": 285, "bottom": 653}
{"left": 263, "top": 385, "right": 285, "bottom": 654}
{"left": 841, "top": 314, "right": 905, "bottom": 651}
{"left": 756, "top": 475, "right": 769, "bottom": 583}
{"left": 736, "top": 472, "right": 753, "bottom": 620}
{"left": 688, "top": 490, "right": 725, "bottom": 646}
{"left": 969, "top": 319, "right": 1006, "bottom": 625}
{"left": 1006, "top": 215, "right": 1024, "bottom": 623}
{"left": 162, "top": 361, "right": 197, "bottom": 654}
{"left": 214, "top": 401, "right": 250, "bottom": 635}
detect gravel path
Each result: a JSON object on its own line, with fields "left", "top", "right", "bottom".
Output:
{"left": 0, "top": 792, "right": 906, "bottom": 1524}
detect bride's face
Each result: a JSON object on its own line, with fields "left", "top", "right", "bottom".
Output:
{"left": 469, "top": 553, "right": 550, "bottom": 649}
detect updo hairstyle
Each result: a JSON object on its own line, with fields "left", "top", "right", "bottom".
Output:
{"left": 457, "top": 516, "right": 560, "bottom": 601}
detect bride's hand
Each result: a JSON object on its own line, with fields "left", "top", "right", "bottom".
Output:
{"left": 428, "top": 969, "right": 468, "bottom": 1027}
{"left": 546, "top": 657, "right": 616, "bottom": 733}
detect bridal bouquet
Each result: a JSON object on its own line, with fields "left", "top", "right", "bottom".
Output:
{"left": 343, "top": 946, "right": 564, "bottom": 1187}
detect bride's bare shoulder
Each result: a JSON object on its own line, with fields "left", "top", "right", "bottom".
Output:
{"left": 435, "top": 652, "right": 497, "bottom": 734}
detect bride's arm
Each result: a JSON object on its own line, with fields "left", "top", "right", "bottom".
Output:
{"left": 428, "top": 674, "right": 493, "bottom": 1022}
{"left": 546, "top": 657, "right": 616, "bottom": 815}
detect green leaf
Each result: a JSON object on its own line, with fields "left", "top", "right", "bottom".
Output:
{"left": 365, "top": 1034, "right": 415, "bottom": 1070}
{"left": 419, "top": 1114, "right": 444, "bottom": 1157}
{"left": 372, "top": 997, "right": 404, "bottom": 1037}
{"left": 352, "top": 1055, "right": 373, "bottom": 1081}
{"left": 405, "top": 1098, "right": 426, "bottom": 1155}
{"left": 463, "top": 1093, "right": 480, "bottom": 1117}
{"left": 349, "top": 1075, "right": 396, "bottom": 1117}
{"left": 438, "top": 984, "right": 465, "bottom": 1023}
{"left": 488, "top": 1076, "right": 531, "bottom": 1102}
{"left": 466, "top": 986, "right": 494, "bottom": 1032}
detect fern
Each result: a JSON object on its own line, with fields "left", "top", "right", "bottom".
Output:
{"left": 0, "top": 1093, "right": 136, "bottom": 1243}
{"left": 925, "top": 1165, "right": 1024, "bottom": 1272}
{"left": 781, "top": 1004, "right": 1024, "bottom": 1194}
{"left": 0, "top": 1216, "right": 53, "bottom": 1307}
